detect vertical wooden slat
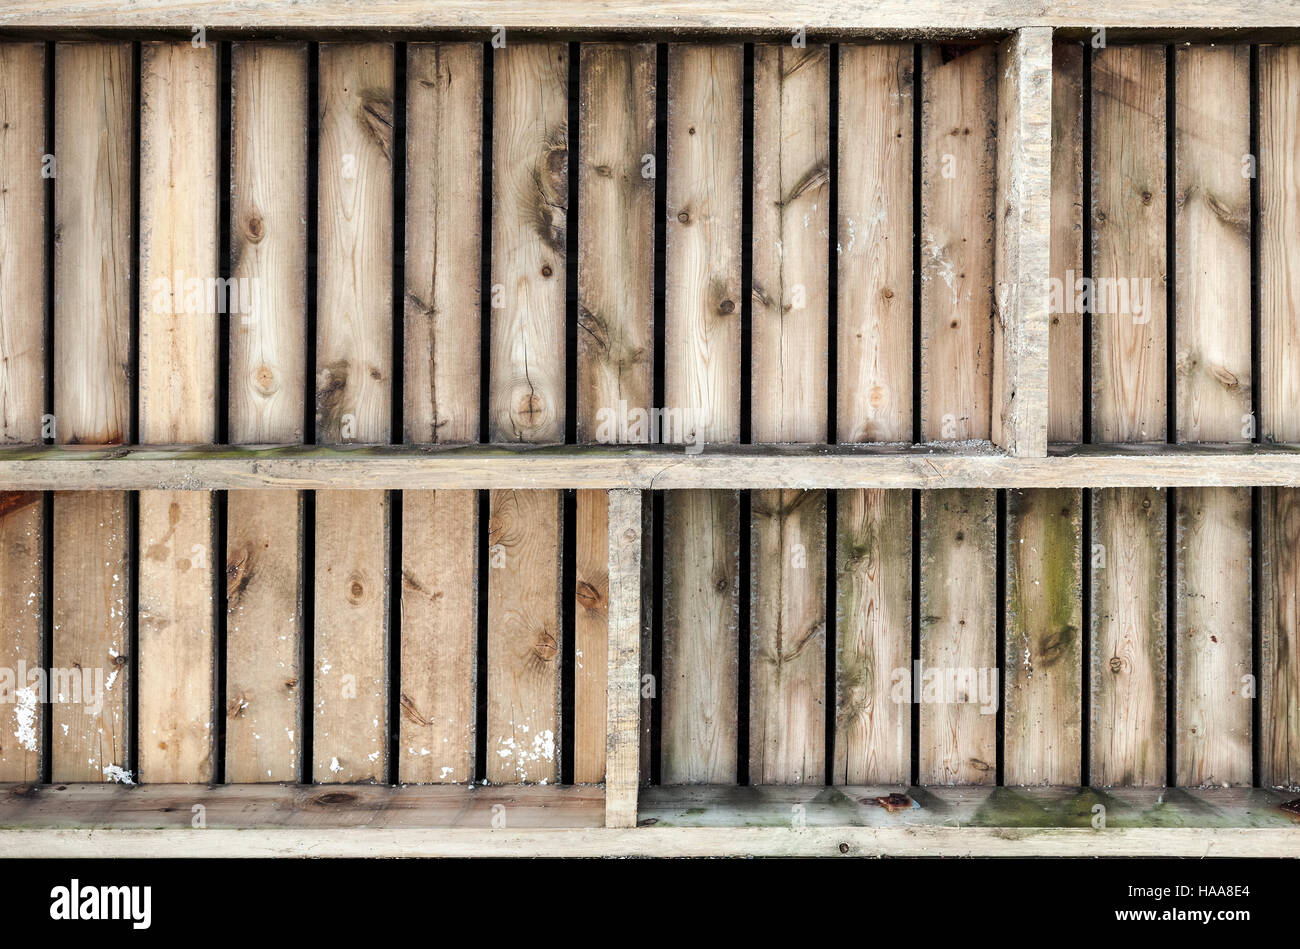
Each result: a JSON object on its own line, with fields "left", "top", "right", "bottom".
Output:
{"left": 992, "top": 27, "right": 1052, "bottom": 458}
{"left": 138, "top": 40, "right": 218, "bottom": 783}
{"left": 0, "top": 43, "right": 46, "bottom": 784}
{"left": 575, "top": 42, "right": 655, "bottom": 784}
{"left": 605, "top": 489, "right": 642, "bottom": 826}
{"left": 1090, "top": 44, "right": 1167, "bottom": 787}
{"left": 1173, "top": 44, "right": 1252, "bottom": 788}
{"left": 51, "top": 42, "right": 133, "bottom": 783}
{"left": 749, "top": 43, "right": 829, "bottom": 784}
{"left": 662, "top": 44, "right": 742, "bottom": 784}
{"left": 225, "top": 42, "right": 307, "bottom": 783}
{"left": 314, "top": 42, "right": 393, "bottom": 784}
{"left": 1259, "top": 44, "right": 1300, "bottom": 787}
{"left": 487, "top": 41, "right": 567, "bottom": 784}
{"left": 919, "top": 44, "right": 997, "bottom": 786}
{"left": 834, "top": 43, "right": 913, "bottom": 785}
{"left": 400, "top": 42, "right": 482, "bottom": 784}
{"left": 1004, "top": 41, "right": 1085, "bottom": 787}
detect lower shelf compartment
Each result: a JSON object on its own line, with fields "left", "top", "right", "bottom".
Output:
{"left": 1, "top": 783, "right": 1296, "bottom": 857}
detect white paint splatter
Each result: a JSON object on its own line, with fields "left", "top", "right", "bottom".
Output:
{"left": 14, "top": 687, "right": 37, "bottom": 752}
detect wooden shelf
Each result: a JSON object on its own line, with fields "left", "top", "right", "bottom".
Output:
{"left": 2, "top": 442, "right": 1299, "bottom": 491}
{"left": 1, "top": 783, "right": 1295, "bottom": 857}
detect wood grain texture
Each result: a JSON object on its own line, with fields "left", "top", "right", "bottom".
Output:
{"left": 138, "top": 41, "right": 218, "bottom": 783}
{"left": 486, "top": 489, "right": 562, "bottom": 783}
{"left": 400, "top": 43, "right": 482, "bottom": 785}
{"left": 313, "top": 489, "right": 388, "bottom": 783}
{"left": 1005, "top": 42, "right": 1083, "bottom": 788}
{"left": 490, "top": 41, "right": 567, "bottom": 445}
{"left": 834, "top": 488, "right": 910, "bottom": 784}
{"left": 834, "top": 44, "right": 912, "bottom": 787}
{"left": 919, "top": 489, "right": 997, "bottom": 785}
{"left": 51, "top": 42, "right": 133, "bottom": 784}
{"left": 1172, "top": 44, "right": 1251, "bottom": 789}
{"left": 749, "top": 43, "right": 828, "bottom": 785}
{"left": 920, "top": 44, "right": 996, "bottom": 442}
{"left": 575, "top": 43, "right": 655, "bottom": 784}
{"left": 837, "top": 43, "right": 912, "bottom": 445}
{"left": 574, "top": 490, "right": 608, "bottom": 783}
{"left": 1090, "top": 487, "right": 1166, "bottom": 786}
{"left": 1005, "top": 488, "right": 1081, "bottom": 785}
{"left": 605, "top": 489, "right": 642, "bottom": 827}
{"left": 1049, "top": 42, "right": 1083, "bottom": 444}
{"left": 226, "top": 42, "right": 308, "bottom": 783}
{"left": 992, "top": 28, "right": 1052, "bottom": 457}
{"left": 315, "top": 43, "right": 394, "bottom": 784}
{"left": 577, "top": 42, "right": 655, "bottom": 442}
{"left": 487, "top": 42, "right": 566, "bottom": 785}
{"left": 404, "top": 42, "right": 481, "bottom": 447}
{"left": 662, "top": 44, "right": 742, "bottom": 785}
{"left": 1091, "top": 44, "right": 1166, "bottom": 444}
{"left": 662, "top": 489, "right": 739, "bottom": 784}
{"left": 1260, "top": 45, "right": 1300, "bottom": 786}
{"left": 9, "top": 0, "right": 1300, "bottom": 30}
{"left": 0, "top": 44, "right": 45, "bottom": 782}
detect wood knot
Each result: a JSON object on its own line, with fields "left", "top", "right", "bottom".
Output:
{"left": 541, "top": 264, "right": 553, "bottom": 278}
{"left": 244, "top": 214, "right": 265, "bottom": 243}
{"left": 677, "top": 210, "right": 690, "bottom": 224}
{"left": 718, "top": 299, "right": 735, "bottom": 315}
{"left": 312, "top": 791, "right": 356, "bottom": 806}
{"left": 347, "top": 574, "right": 366, "bottom": 604}
{"left": 254, "top": 364, "right": 277, "bottom": 395}
{"left": 1109, "top": 656, "right": 1123, "bottom": 674}
{"left": 575, "top": 580, "right": 602, "bottom": 610}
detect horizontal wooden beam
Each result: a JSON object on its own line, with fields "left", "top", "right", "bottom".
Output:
{"left": 2, "top": 443, "right": 1300, "bottom": 490}
{"left": 2, "top": 1, "right": 1300, "bottom": 31}
{"left": 1, "top": 784, "right": 1295, "bottom": 857}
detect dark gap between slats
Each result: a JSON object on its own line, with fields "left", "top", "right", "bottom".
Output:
{"left": 300, "top": 42, "right": 321, "bottom": 784}
{"left": 1164, "top": 48, "right": 1179, "bottom": 791}
{"left": 910, "top": 488, "right": 920, "bottom": 786}
{"left": 40, "top": 40, "right": 55, "bottom": 784}
{"left": 559, "top": 41, "right": 581, "bottom": 785}
{"left": 649, "top": 42, "right": 668, "bottom": 786}
{"left": 213, "top": 40, "right": 233, "bottom": 785}
{"left": 736, "top": 41, "right": 755, "bottom": 786}
{"left": 995, "top": 489, "right": 1007, "bottom": 786}
{"left": 473, "top": 41, "right": 494, "bottom": 784}
{"left": 824, "top": 42, "right": 840, "bottom": 784}
{"left": 387, "top": 41, "right": 408, "bottom": 784}
{"left": 1249, "top": 44, "right": 1262, "bottom": 787}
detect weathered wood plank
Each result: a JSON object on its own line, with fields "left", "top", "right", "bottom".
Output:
{"left": 1049, "top": 42, "right": 1083, "bottom": 445}
{"left": 749, "top": 43, "right": 829, "bottom": 784}
{"left": 225, "top": 41, "right": 308, "bottom": 783}
{"left": 0, "top": 43, "right": 46, "bottom": 783}
{"left": 1005, "top": 489, "right": 1082, "bottom": 785}
{"left": 487, "top": 41, "right": 567, "bottom": 785}
{"left": 919, "top": 489, "right": 997, "bottom": 785}
{"left": 314, "top": 42, "right": 394, "bottom": 783}
{"left": 1260, "top": 44, "right": 1300, "bottom": 786}
{"left": 834, "top": 487, "right": 910, "bottom": 784}
{"left": 662, "top": 43, "right": 742, "bottom": 784}
{"left": 920, "top": 43, "right": 996, "bottom": 443}
{"left": 138, "top": 40, "right": 219, "bottom": 783}
{"left": 992, "top": 27, "right": 1052, "bottom": 457}
{"left": 834, "top": 43, "right": 913, "bottom": 786}
{"left": 575, "top": 43, "right": 655, "bottom": 784}
{"left": 399, "top": 42, "right": 482, "bottom": 784}
{"left": 1089, "top": 44, "right": 1167, "bottom": 789}
{"left": 1090, "top": 487, "right": 1167, "bottom": 786}
{"left": 1172, "top": 44, "right": 1252, "bottom": 788}
{"left": 7, "top": 0, "right": 1300, "bottom": 31}
{"left": 605, "top": 489, "right": 642, "bottom": 827}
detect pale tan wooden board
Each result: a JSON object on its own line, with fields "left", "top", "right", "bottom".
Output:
{"left": 0, "top": 44, "right": 46, "bottom": 783}
{"left": 662, "top": 43, "right": 742, "bottom": 784}
{"left": 749, "top": 43, "right": 829, "bottom": 784}
{"left": 226, "top": 42, "right": 308, "bottom": 783}
{"left": 1260, "top": 44, "right": 1300, "bottom": 787}
{"left": 138, "top": 41, "right": 219, "bottom": 783}
{"left": 605, "top": 489, "right": 642, "bottom": 826}
{"left": 400, "top": 42, "right": 482, "bottom": 784}
{"left": 575, "top": 43, "right": 655, "bottom": 784}
{"left": 314, "top": 42, "right": 394, "bottom": 783}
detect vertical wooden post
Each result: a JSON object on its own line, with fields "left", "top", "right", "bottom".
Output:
{"left": 993, "top": 27, "right": 1053, "bottom": 458}
{"left": 605, "top": 489, "right": 642, "bottom": 828}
